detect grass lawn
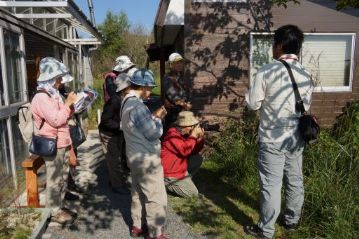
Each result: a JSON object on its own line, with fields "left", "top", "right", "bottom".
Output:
{"left": 169, "top": 160, "right": 292, "bottom": 239}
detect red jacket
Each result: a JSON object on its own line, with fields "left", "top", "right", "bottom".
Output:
{"left": 161, "top": 127, "right": 204, "bottom": 179}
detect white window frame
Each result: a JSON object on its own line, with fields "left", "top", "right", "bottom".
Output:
{"left": 249, "top": 32, "right": 356, "bottom": 93}
{"left": 0, "top": 21, "right": 28, "bottom": 190}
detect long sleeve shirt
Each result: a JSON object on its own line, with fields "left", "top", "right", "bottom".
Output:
{"left": 121, "top": 92, "right": 163, "bottom": 165}
{"left": 31, "top": 92, "right": 72, "bottom": 148}
{"left": 99, "top": 94, "right": 123, "bottom": 136}
{"left": 245, "top": 54, "right": 314, "bottom": 142}
{"left": 161, "top": 127, "right": 204, "bottom": 179}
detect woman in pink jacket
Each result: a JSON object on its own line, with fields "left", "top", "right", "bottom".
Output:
{"left": 31, "top": 57, "right": 77, "bottom": 224}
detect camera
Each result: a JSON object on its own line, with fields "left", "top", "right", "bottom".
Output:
{"left": 199, "top": 120, "right": 220, "bottom": 132}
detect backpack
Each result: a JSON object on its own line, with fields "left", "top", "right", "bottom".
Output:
{"left": 17, "top": 91, "right": 51, "bottom": 143}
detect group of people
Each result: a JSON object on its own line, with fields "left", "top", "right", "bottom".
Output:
{"left": 98, "top": 52, "right": 204, "bottom": 239}
{"left": 30, "top": 23, "right": 313, "bottom": 239}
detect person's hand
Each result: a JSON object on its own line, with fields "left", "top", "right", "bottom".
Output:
{"left": 183, "top": 102, "right": 192, "bottom": 110}
{"left": 191, "top": 124, "right": 204, "bottom": 138}
{"left": 65, "top": 91, "right": 77, "bottom": 107}
{"left": 152, "top": 106, "right": 167, "bottom": 120}
{"left": 69, "top": 146, "right": 78, "bottom": 167}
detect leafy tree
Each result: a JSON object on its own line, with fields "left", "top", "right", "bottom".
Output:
{"left": 272, "top": 0, "right": 359, "bottom": 9}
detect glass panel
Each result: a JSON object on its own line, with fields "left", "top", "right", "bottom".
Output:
{"left": 0, "top": 118, "right": 11, "bottom": 183}
{"left": 0, "top": 54, "right": 4, "bottom": 106}
{"left": 301, "top": 35, "right": 352, "bottom": 87}
{"left": 10, "top": 116, "right": 28, "bottom": 164}
{"left": 4, "top": 29, "right": 23, "bottom": 104}
{"left": 251, "top": 35, "right": 273, "bottom": 79}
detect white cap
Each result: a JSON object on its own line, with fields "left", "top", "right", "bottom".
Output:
{"left": 168, "top": 53, "right": 183, "bottom": 63}
{"left": 113, "top": 55, "right": 135, "bottom": 72}
{"left": 61, "top": 73, "right": 74, "bottom": 84}
{"left": 37, "top": 57, "right": 69, "bottom": 82}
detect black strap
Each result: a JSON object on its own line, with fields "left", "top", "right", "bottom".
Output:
{"left": 35, "top": 90, "right": 51, "bottom": 130}
{"left": 279, "top": 60, "right": 306, "bottom": 114}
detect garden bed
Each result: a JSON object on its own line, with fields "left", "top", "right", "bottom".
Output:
{"left": 0, "top": 208, "right": 51, "bottom": 239}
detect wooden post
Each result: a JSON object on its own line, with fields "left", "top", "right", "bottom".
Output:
{"left": 22, "top": 155, "right": 44, "bottom": 208}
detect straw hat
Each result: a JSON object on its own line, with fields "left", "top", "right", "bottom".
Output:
{"left": 175, "top": 111, "right": 199, "bottom": 127}
{"left": 115, "top": 73, "right": 131, "bottom": 92}
{"left": 37, "top": 57, "right": 70, "bottom": 82}
{"left": 113, "top": 55, "right": 135, "bottom": 72}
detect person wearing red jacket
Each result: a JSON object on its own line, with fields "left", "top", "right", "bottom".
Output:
{"left": 161, "top": 111, "right": 204, "bottom": 198}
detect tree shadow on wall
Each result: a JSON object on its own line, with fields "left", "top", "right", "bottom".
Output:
{"left": 184, "top": 0, "right": 273, "bottom": 116}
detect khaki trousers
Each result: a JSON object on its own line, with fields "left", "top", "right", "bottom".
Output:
{"left": 43, "top": 147, "right": 70, "bottom": 213}
{"left": 130, "top": 157, "right": 167, "bottom": 238}
{"left": 99, "top": 132, "right": 130, "bottom": 188}
{"left": 164, "top": 154, "right": 203, "bottom": 198}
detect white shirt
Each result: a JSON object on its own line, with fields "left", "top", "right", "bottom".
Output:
{"left": 245, "top": 54, "right": 314, "bottom": 142}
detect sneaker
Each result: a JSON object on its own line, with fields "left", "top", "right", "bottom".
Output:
{"left": 130, "top": 225, "right": 148, "bottom": 237}
{"left": 244, "top": 224, "right": 269, "bottom": 239}
{"left": 145, "top": 235, "right": 168, "bottom": 239}
{"left": 64, "top": 192, "right": 80, "bottom": 201}
{"left": 51, "top": 210, "right": 75, "bottom": 225}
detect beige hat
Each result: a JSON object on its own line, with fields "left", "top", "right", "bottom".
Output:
{"left": 175, "top": 111, "right": 199, "bottom": 127}
{"left": 168, "top": 52, "right": 183, "bottom": 63}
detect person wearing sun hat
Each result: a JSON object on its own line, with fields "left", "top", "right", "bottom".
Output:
{"left": 31, "top": 57, "right": 77, "bottom": 224}
{"left": 103, "top": 55, "right": 135, "bottom": 102}
{"left": 121, "top": 69, "right": 168, "bottom": 239}
{"left": 161, "top": 111, "right": 205, "bottom": 198}
{"left": 99, "top": 73, "right": 132, "bottom": 194}
{"left": 163, "top": 52, "right": 192, "bottom": 134}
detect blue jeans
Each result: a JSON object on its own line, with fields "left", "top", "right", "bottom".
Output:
{"left": 257, "top": 136, "right": 305, "bottom": 238}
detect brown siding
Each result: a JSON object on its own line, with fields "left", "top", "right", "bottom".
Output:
{"left": 185, "top": 0, "right": 359, "bottom": 127}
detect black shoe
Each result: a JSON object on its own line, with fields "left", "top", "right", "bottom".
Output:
{"left": 64, "top": 192, "right": 80, "bottom": 201}
{"left": 244, "top": 224, "right": 269, "bottom": 239}
{"left": 277, "top": 216, "right": 299, "bottom": 231}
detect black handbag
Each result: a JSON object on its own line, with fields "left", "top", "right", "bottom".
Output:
{"left": 69, "top": 115, "right": 86, "bottom": 148}
{"left": 280, "top": 60, "right": 320, "bottom": 144}
{"left": 29, "top": 134, "right": 57, "bottom": 157}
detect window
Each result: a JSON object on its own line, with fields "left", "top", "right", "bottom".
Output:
{"left": 250, "top": 33, "right": 355, "bottom": 92}
{"left": 0, "top": 119, "right": 10, "bottom": 180}
{"left": 4, "top": 29, "right": 23, "bottom": 103}
{"left": 0, "top": 57, "right": 4, "bottom": 106}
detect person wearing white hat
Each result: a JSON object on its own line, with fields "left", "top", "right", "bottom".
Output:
{"left": 99, "top": 73, "right": 132, "bottom": 194}
{"left": 31, "top": 57, "right": 77, "bottom": 224}
{"left": 163, "top": 52, "right": 192, "bottom": 133}
{"left": 161, "top": 111, "right": 204, "bottom": 198}
{"left": 103, "top": 55, "right": 135, "bottom": 102}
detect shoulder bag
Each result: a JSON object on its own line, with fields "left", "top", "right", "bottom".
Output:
{"left": 280, "top": 60, "right": 320, "bottom": 144}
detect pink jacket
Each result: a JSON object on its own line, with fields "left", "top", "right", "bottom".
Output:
{"left": 31, "top": 93, "right": 72, "bottom": 149}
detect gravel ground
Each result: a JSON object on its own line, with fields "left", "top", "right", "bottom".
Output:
{"left": 42, "top": 130, "right": 205, "bottom": 239}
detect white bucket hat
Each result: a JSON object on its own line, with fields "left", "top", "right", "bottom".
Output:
{"left": 115, "top": 73, "right": 131, "bottom": 92}
{"left": 113, "top": 55, "right": 135, "bottom": 72}
{"left": 37, "top": 57, "right": 70, "bottom": 82}
{"left": 168, "top": 52, "right": 183, "bottom": 63}
{"left": 175, "top": 111, "right": 199, "bottom": 127}
{"left": 61, "top": 74, "right": 74, "bottom": 84}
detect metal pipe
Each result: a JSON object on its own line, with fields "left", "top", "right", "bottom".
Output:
{"left": 87, "top": 0, "right": 96, "bottom": 26}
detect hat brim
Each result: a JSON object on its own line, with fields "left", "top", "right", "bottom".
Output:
{"left": 113, "top": 63, "right": 135, "bottom": 72}
{"left": 61, "top": 74, "right": 74, "bottom": 84}
{"left": 129, "top": 80, "right": 157, "bottom": 88}
{"left": 170, "top": 58, "right": 183, "bottom": 63}
{"left": 175, "top": 119, "right": 199, "bottom": 127}
{"left": 37, "top": 72, "right": 68, "bottom": 82}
